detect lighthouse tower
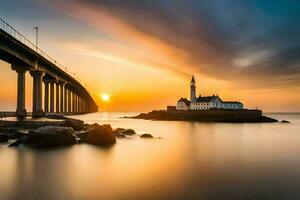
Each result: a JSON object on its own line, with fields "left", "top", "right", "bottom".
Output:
{"left": 190, "top": 76, "right": 197, "bottom": 102}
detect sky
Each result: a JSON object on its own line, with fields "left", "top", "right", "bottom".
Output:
{"left": 0, "top": 0, "right": 299, "bottom": 112}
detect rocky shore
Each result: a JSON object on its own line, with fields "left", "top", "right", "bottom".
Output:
{"left": 0, "top": 116, "right": 156, "bottom": 148}
{"left": 127, "top": 110, "right": 280, "bottom": 123}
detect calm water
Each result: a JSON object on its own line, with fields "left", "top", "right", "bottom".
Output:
{"left": 1, "top": 113, "right": 300, "bottom": 200}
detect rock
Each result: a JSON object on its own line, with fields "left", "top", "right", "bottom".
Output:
{"left": 113, "top": 128, "right": 127, "bottom": 138}
{"left": 0, "top": 126, "right": 21, "bottom": 134}
{"left": 140, "top": 133, "right": 154, "bottom": 138}
{"left": 114, "top": 132, "right": 126, "bottom": 138}
{"left": 121, "top": 129, "right": 136, "bottom": 136}
{"left": 24, "top": 126, "right": 76, "bottom": 147}
{"left": 281, "top": 120, "right": 290, "bottom": 123}
{"left": 61, "top": 118, "right": 84, "bottom": 131}
{"left": 76, "top": 131, "right": 89, "bottom": 141}
{"left": 83, "top": 123, "right": 116, "bottom": 145}
{"left": 9, "top": 136, "right": 28, "bottom": 147}
{"left": 113, "top": 128, "right": 126, "bottom": 133}
{"left": 0, "top": 134, "right": 8, "bottom": 142}
{"left": 259, "top": 116, "right": 279, "bottom": 123}
{"left": 7, "top": 131, "right": 28, "bottom": 140}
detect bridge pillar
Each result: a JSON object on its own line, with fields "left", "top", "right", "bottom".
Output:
{"left": 64, "top": 87, "right": 68, "bottom": 113}
{"left": 58, "top": 81, "right": 65, "bottom": 113}
{"left": 11, "top": 65, "right": 27, "bottom": 118}
{"left": 49, "top": 80, "right": 56, "bottom": 113}
{"left": 78, "top": 97, "right": 81, "bottom": 114}
{"left": 84, "top": 99, "right": 86, "bottom": 113}
{"left": 44, "top": 82, "right": 49, "bottom": 113}
{"left": 30, "top": 70, "right": 45, "bottom": 117}
{"left": 57, "top": 80, "right": 65, "bottom": 113}
{"left": 55, "top": 82, "right": 60, "bottom": 113}
{"left": 75, "top": 94, "right": 78, "bottom": 114}
{"left": 82, "top": 100, "right": 86, "bottom": 113}
{"left": 68, "top": 89, "right": 72, "bottom": 114}
{"left": 81, "top": 98, "right": 85, "bottom": 113}
{"left": 72, "top": 92, "right": 76, "bottom": 114}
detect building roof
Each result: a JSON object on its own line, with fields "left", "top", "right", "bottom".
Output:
{"left": 178, "top": 98, "right": 190, "bottom": 106}
{"left": 195, "top": 95, "right": 220, "bottom": 103}
{"left": 223, "top": 101, "right": 242, "bottom": 104}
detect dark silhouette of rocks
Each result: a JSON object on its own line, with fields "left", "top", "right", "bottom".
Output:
{"left": 61, "top": 118, "right": 85, "bottom": 131}
{"left": 113, "top": 128, "right": 135, "bottom": 137}
{"left": 121, "top": 129, "right": 136, "bottom": 135}
{"left": 9, "top": 136, "right": 28, "bottom": 147}
{"left": 0, "top": 117, "right": 141, "bottom": 148}
{"left": 281, "top": 120, "right": 290, "bottom": 123}
{"left": 114, "top": 128, "right": 126, "bottom": 132}
{"left": 0, "top": 134, "right": 8, "bottom": 142}
{"left": 25, "top": 126, "right": 77, "bottom": 147}
{"left": 76, "top": 130, "right": 89, "bottom": 142}
{"left": 114, "top": 132, "right": 127, "bottom": 138}
{"left": 82, "top": 123, "right": 116, "bottom": 145}
{"left": 140, "top": 134, "right": 154, "bottom": 138}
{"left": 7, "top": 131, "right": 27, "bottom": 140}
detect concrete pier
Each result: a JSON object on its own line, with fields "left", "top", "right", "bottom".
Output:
{"left": 55, "top": 82, "right": 60, "bottom": 113}
{"left": 68, "top": 89, "right": 71, "bottom": 114}
{"left": 44, "top": 81, "right": 49, "bottom": 113}
{"left": 49, "top": 80, "right": 55, "bottom": 113}
{"left": 58, "top": 81, "right": 65, "bottom": 113}
{"left": 11, "top": 65, "right": 27, "bottom": 118}
{"left": 30, "top": 70, "right": 44, "bottom": 117}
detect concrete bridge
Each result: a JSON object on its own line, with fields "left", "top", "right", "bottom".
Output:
{"left": 0, "top": 18, "right": 98, "bottom": 118}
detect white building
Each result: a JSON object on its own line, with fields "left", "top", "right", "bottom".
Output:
{"left": 177, "top": 98, "right": 190, "bottom": 111}
{"left": 176, "top": 76, "right": 243, "bottom": 111}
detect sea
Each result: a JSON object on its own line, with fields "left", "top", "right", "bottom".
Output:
{"left": 0, "top": 112, "right": 300, "bottom": 200}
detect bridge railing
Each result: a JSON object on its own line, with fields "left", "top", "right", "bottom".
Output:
{"left": 0, "top": 18, "right": 88, "bottom": 90}
{"left": 0, "top": 112, "right": 16, "bottom": 120}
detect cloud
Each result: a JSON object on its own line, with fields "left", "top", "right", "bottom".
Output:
{"left": 45, "top": 0, "right": 300, "bottom": 88}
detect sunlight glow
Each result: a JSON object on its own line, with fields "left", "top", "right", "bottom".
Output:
{"left": 101, "top": 94, "right": 110, "bottom": 102}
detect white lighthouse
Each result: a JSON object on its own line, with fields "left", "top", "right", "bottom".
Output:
{"left": 176, "top": 75, "right": 244, "bottom": 111}
{"left": 190, "top": 76, "right": 197, "bottom": 102}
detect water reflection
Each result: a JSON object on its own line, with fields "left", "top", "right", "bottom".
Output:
{"left": 0, "top": 113, "right": 300, "bottom": 199}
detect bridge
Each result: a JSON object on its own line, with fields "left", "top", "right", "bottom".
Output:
{"left": 0, "top": 18, "right": 98, "bottom": 118}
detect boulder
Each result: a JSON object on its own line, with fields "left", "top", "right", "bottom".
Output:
{"left": 83, "top": 123, "right": 116, "bottom": 145}
{"left": 121, "top": 129, "right": 136, "bottom": 136}
{"left": 0, "top": 126, "right": 20, "bottom": 134}
{"left": 281, "top": 120, "right": 290, "bottom": 123}
{"left": 0, "top": 134, "right": 8, "bottom": 142}
{"left": 9, "top": 136, "right": 28, "bottom": 147}
{"left": 113, "top": 128, "right": 126, "bottom": 133}
{"left": 113, "top": 128, "right": 127, "bottom": 138}
{"left": 86, "top": 123, "right": 101, "bottom": 130}
{"left": 76, "top": 131, "right": 89, "bottom": 141}
{"left": 61, "top": 118, "right": 85, "bottom": 131}
{"left": 7, "top": 131, "right": 28, "bottom": 140}
{"left": 114, "top": 132, "right": 126, "bottom": 138}
{"left": 259, "top": 116, "right": 279, "bottom": 123}
{"left": 24, "top": 126, "right": 76, "bottom": 147}
{"left": 140, "top": 133, "right": 154, "bottom": 138}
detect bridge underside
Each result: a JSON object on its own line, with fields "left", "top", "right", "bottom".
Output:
{"left": 0, "top": 25, "right": 98, "bottom": 118}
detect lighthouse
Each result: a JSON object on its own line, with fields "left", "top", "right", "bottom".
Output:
{"left": 190, "top": 76, "right": 197, "bottom": 102}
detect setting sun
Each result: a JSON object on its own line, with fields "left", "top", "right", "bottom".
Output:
{"left": 101, "top": 94, "right": 110, "bottom": 102}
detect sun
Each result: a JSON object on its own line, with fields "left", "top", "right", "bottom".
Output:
{"left": 101, "top": 94, "right": 110, "bottom": 102}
